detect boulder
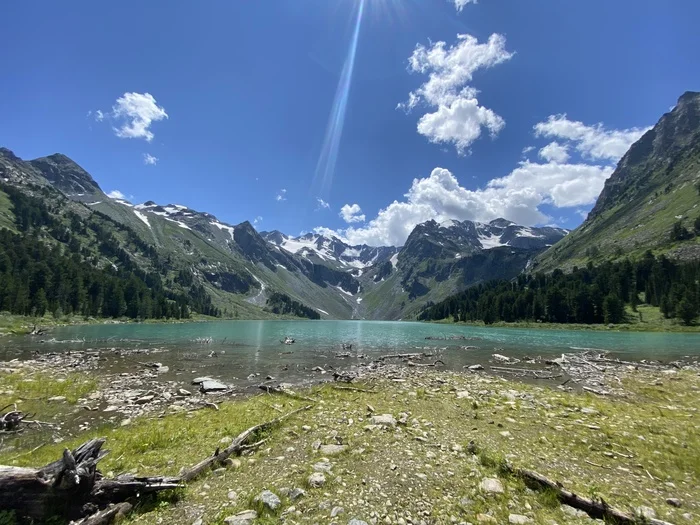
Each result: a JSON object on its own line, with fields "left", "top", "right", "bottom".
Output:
{"left": 254, "top": 490, "right": 281, "bottom": 511}
{"left": 480, "top": 477, "right": 504, "bottom": 494}
{"left": 308, "top": 472, "right": 326, "bottom": 488}
{"left": 224, "top": 510, "right": 258, "bottom": 525}
{"left": 370, "top": 414, "right": 397, "bottom": 427}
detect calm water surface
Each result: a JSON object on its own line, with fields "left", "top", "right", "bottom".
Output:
{"left": 2, "top": 321, "right": 698, "bottom": 387}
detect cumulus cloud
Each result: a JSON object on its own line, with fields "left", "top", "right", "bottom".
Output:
{"left": 316, "top": 198, "right": 330, "bottom": 210}
{"left": 452, "top": 0, "right": 478, "bottom": 10}
{"left": 339, "top": 204, "right": 366, "bottom": 224}
{"left": 107, "top": 190, "right": 126, "bottom": 200}
{"left": 534, "top": 115, "right": 650, "bottom": 162}
{"left": 538, "top": 141, "right": 570, "bottom": 163}
{"left": 317, "top": 162, "right": 612, "bottom": 247}
{"left": 276, "top": 189, "right": 287, "bottom": 202}
{"left": 143, "top": 153, "right": 158, "bottom": 166}
{"left": 102, "top": 92, "right": 168, "bottom": 142}
{"left": 399, "top": 33, "right": 513, "bottom": 154}
{"left": 253, "top": 216, "right": 263, "bottom": 226}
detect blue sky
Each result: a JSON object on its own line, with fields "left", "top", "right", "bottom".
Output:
{"left": 2, "top": 0, "right": 699, "bottom": 246}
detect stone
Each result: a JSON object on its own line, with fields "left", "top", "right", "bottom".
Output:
{"left": 480, "top": 478, "right": 504, "bottom": 494}
{"left": 456, "top": 391, "right": 471, "bottom": 399}
{"left": 192, "top": 519, "right": 203, "bottom": 525}
{"left": 120, "top": 418, "right": 132, "bottom": 427}
{"left": 213, "top": 467, "right": 226, "bottom": 476}
{"left": 313, "top": 461, "right": 333, "bottom": 473}
{"left": 666, "top": 498, "right": 682, "bottom": 508}
{"left": 580, "top": 407, "right": 599, "bottom": 415}
{"left": 508, "top": 515, "right": 532, "bottom": 524}
{"left": 228, "top": 490, "right": 238, "bottom": 501}
{"left": 288, "top": 488, "right": 306, "bottom": 501}
{"left": 331, "top": 507, "right": 345, "bottom": 517}
{"left": 224, "top": 510, "right": 258, "bottom": 525}
{"left": 134, "top": 395, "right": 155, "bottom": 405}
{"left": 229, "top": 458, "right": 242, "bottom": 469}
{"left": 308, "top": 472, "right": 326, "bottom": 488}
{"left": 200, "top": 380, "right": 227, "bottom": 392}
{"left": 255, "top": 490, "right": 281, "bottom": 511}
{"left": 370, "top": 414, "right": 397, "bottom": 427}
{"left": 320, "top": 444, "right": 347, "bottom": 455}
{"left": 348, "top": 520, "right": 369, "bottom": 525}
{"left": 48, "top": 396, "right": 66, "bottom": 402}
{"left": 468, "top": 364, "right": 484, "bottom": 371}
{"left": 178, "top": 388, "right": 192, "bottom": 396}
{"left": 561, "top": 505, "right": 588, "bottom": 518}
{"left": 636, "top": 506, "right": 656, "bottom": 520}
{"left": 476, "top": 515, "right": 496, "bottom": 523}
{"left": 302, "top": 425, "right": 312, "bottom": 431}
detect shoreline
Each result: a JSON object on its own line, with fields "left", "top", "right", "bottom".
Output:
{"left": 428, "top": 319, "right": 700, "bottom": 333}
{"left": 0, "top": 348, "right": 697, "bottom": 525}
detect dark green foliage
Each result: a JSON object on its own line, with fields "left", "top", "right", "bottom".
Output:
{"left": 264, "top": 292, "right": 320, "bottom": 320}
{"left": 419, "top": 253, "right": 700, "bottom": 326}
{"left": 694, "top": 216, "right": 700, "bottom": 235}
{"left": 0, "top": 182, "right": 219, "bottom": 319}
{"left": 670, "top": 220, "right": 693, "bottom": 242}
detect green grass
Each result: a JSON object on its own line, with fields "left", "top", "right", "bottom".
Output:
{"left": 1, "top": 370, "right": 697, "bottom": 524}
{"left": 0, "top": 188, "right": 15, "bottom": 231}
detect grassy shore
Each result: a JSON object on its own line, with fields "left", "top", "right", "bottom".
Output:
{"left": 431, "top": 304, "right": 700, "bottom": 333}
{"left": 0, "top": 367, "right": 697, "bottom": 524}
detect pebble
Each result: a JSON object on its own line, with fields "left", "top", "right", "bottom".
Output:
{"left": 223, "top": 510, "right": 258, "bottom": 525}
{"left": 320, "top": 444, "right": 347, "bottom": 455}
{"left": 331, "top": 506, "right": 345, "bottom": 517}
{"left": 308, "top": 472, "right": 326, "bottom": 488}
{"left": 508, "top": 515, "right": 532, "bottom": 524}
{"left": 228, "top": 490, "right": 238, "bottom": 501}
{"left": 370, "top": 414, "right": 397, "bottom": 427}
{"left": 254, "top": 490, "right": 281, "bottom": 511}
{"left": 480, "top": 478, "right": 504, "bottom": 494}
{"left": 476, "top": 514, "right": 496, "bottom": 523}
{"left": 348, "top": 520, "right": 369, "bottom": 525}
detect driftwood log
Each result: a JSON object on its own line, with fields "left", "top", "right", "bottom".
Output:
{"left": 0, "top": 407, "right": 27, "bottom": 431}
{"left": 0, "top": 405, "right": 312, "bottom": 524}
{"left": 508, "top": 466, "right": 675, "bottom": 525}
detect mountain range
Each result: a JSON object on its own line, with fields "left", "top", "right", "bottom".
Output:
{"left": 0, "top": 148, "right": 566, "bottom": 320}
{"left": 2, "top": 91, "right": 698, "bottom": 321}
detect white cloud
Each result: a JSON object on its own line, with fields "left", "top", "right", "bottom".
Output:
{"left": 452, "top": 0, "right": 478, "bottom": 11}
{"left": 276, "top": 189, "right": 287, "bottom": 202}
{"left": 538, "top": 141, "right": 570, "bottom": 163}
{"left": 317, "top": 162, "right": 612, "bottom": 247}
{"left": 534, "top": 115, "right": 650, "bottom": 162}
{"left": 95, "top": 110, "right": 105, "bottom": 122}
{"left": 521, "top": 146, "right": 535, "bottom": 156}
{"left": 143, "top": 153, "right": 158, "bottom": 165}
{"left": 107, "top": 92, "right": 168, "bottom": 142}
{"left": 400, "top": 33, "right": 513, "bottom": 154}
{"left": 339, "top": 203, "right": 366, "bottom": 224}
{"left": 316, "top": 198, "right": 330, "bottom": 210}
{"left": 107, "top": 190, "right": 126, "bottom": 200}
{"left": 253, "top": 216, "right": 263, "bottom": 225}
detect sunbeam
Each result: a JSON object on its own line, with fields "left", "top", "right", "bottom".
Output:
{"left": 312, "top": 0, "right": 366, "bottom": 199}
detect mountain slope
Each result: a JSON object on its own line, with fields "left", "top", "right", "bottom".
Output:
{"left": 536, "top": 91, "right": 700, "bottom": 271}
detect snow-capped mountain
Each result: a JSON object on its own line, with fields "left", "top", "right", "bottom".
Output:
{"left": 260, "top": 231, "right": 397, "bottom": 270}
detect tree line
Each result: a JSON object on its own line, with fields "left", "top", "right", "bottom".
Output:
{"left": 419, "top": 253, "right": 700, "bottom": 326}
{"left": 1, "top": 183, "right": 219, "bottom": 319}
{"left": 264, "top": 292, "right": 320, "bottom": 320}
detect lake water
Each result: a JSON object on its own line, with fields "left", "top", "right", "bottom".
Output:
{"left": 1, "top": 321, "right": 698, "bottom": 389}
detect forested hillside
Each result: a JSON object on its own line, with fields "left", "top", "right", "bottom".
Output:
{"left": 0, "top": 182, "right": 218, "bottom": 319}
{"left": 419, "top": 253, "right": 700, "bottom": 326}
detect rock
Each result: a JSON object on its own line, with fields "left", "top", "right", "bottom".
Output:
{"left": 200, "top": 380, "right": 228, "bottom": 392}
{"left": 224, "top": 510, "right": 258, "bottom": 525}
{"left": 367, "top": 404, "right": 375, "bottom": 413}
{"left": 228, "top": 490, "right": 238, "bottom": 501}
{"left": 178, "top": 388, "right": 192, "bottom": 396}
{"left": 229, "top": 458, "right": 242, "bottom": 469}
{"left": 47, "top": 396, "right": 66, "bottom": 402}
{"left": 561, "top": 505, "right": 588, "bottom": 518}
{"left": 134, "top": 395, "right": 155, "bottom": 405}
{"left": 476, "top": 515, "right": 496, "bottom": 523}
{"left": 313, "top": 461, "right": 333, "bottom": 473}
{"left": 666, "top": 498, "right": 682, "bottom": 508}
{"left": 255, "top": 490, "right": 281, "bottom": 511}
{"left": 302, "top": 425, "right": 312, "bottom": 431}
{"left": 192, "top": 519, "right": 203, "bottom": 525}
{"left": 331, "top": 507, "right": 345, "bottom": 517}
{"left": 213, "top": 467, "right": 226, "bottom": 476}
{"left": 456, "top": 391, "right": 471, "bottom": 399}
{"left": 320, "top": 444, "right": 347, "bottom": 455}
{"left": 312, "top": 440, "right": 322, "bottom": 450}
{"left": 636, "top": 506, "right": 656, "bottom": 520}
{"left": 370, "top": 414, "right": 397, "bottom": 427}
{"left": 288, "top": 488, "right": 306, "bottom": 501}
{"left": 120, "top": 418, "right": 132, "bottom": 427}
{"left": 348, "top": 520, "right": 369, "bottom": 525}
{"left": 308, "top": 472, "right": 326, "bottom": 488}
{"left": 468, "top": 364, "right": 484, "bottom": 371}
{"left": 508, "top": 515, "right": 532, "bottom": 524}
{"left": 398, "top": 412, "right": 409, "bottom": 425}
{"left": 580, "top": 407, "right": 599, "bottom": 415}
{"left": 480, "top": 478, "right": 504, "bottom": 494}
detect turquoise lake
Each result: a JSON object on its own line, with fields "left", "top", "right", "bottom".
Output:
{"left": 2, "top": 321, "right": 698, "bottom": 388}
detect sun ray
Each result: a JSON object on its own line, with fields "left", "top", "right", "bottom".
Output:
{"left": 312, "top": 0, "right": 366, "bottom": 199}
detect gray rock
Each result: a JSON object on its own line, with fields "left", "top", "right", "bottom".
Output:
{"left": 468, "top": 364, "right": 484, "bottom": 371}
{"left": 319, "top": 444, "right": 347, "bottom": 455}
{"left": 288, "top": 488, "right": 306, "bottom": 501}
{"left": 223, "top": 510, "right": 258, "bottom": 525}
{"left": 308, "top": 472, "right": 326, "bottom": 488}
{"left": 134, "top": 395, "right": 155, "bottom": 405}
{"left": 192, "top": 519, "right": 203, "bottom": 525}
{"left": 348, "top": 520, "right": 369, "bottom": 525}
{"left": 666, "top": 498, "right": 682, "bottom": 508}
{"left": 48, "top": 396, "right": 67, "bottom": 402}
{"left": 370, "top": 414, "right": 396, "bottom": 427}
{"left": 636, "top": 506, "right": 656, "bottom": 520}
{"left": 508, "top": 515, "right": 532, "bottom": 524}
{"left": 480, "top": 478, "right": 504, "bottom": 494}
{"left": 228, "top": 490, "right": 238, "bottom": 501}
{"left": 561, "top": 505, "right": 588, "bottom": 518}
{"left": 313, "top": 461, "right": 333, "bottom": 473}
{"left": 255, "top": 490, "right": 281, "bottom": 511}
{"left": 200, "top": 380, "right": 227, "bottom": 392}
{"left": 331, "top": 507, "right": 345, "bottom": 517}
{"left": 177, "top": 388, "right": 192, "bottom": 396}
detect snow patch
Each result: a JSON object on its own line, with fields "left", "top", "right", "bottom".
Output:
{"left": 317, "top": 309, "right": 329, "bottom": 316}
{"left": 335, "top": 286, "right": 354, "bottom": 296}
{"left": 356, "top": 297, "right": 363, "bottom": 304}
{"left": 133, "top": 210, "right": 151, "bottom": 229}
{"left": 86, "top": 201, "right": 102, "bottom": 206}
{"left": 390, "top": 253, "right": 399, "bottom": 269}
{"left": 211, "top": 221, "right": 235, "bottom": 240}
{"left": 478, "top": 232, "right": 506, "bottom": 249}
{"left": 275, "top": 264, "right": 288, "bottom": 271}
{"left": 342, "top": 248, "right": 361, "bottom": 258}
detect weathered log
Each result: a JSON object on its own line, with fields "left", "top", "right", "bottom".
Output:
{"left": 179, "top": 404, "right": 312, "bottom": 481}
{"left": 72, "top": 502, "right": 133, "bottom": 525}
{"left": 0, "top": 409, "right": 27, "bottom": 431}
{"left": 511, "top": 467, "right": 675, "bottom": 525}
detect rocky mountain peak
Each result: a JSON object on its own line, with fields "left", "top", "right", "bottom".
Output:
{"left": 28, "top": 153, "right": 101, "bottom": 196}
